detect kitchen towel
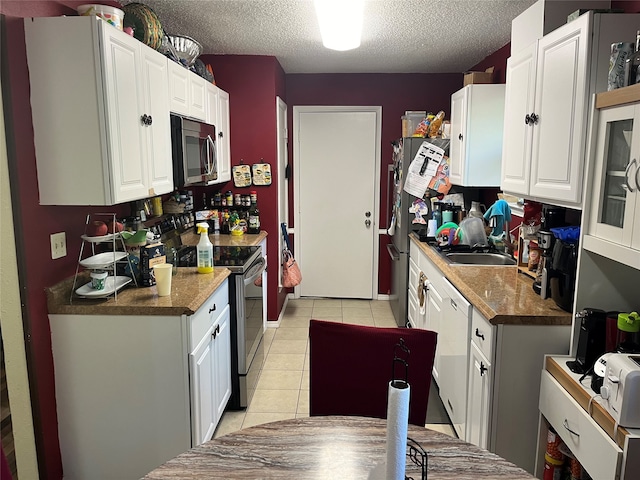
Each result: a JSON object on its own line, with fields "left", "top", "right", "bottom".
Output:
{"left": 484, "top": 199, "right": 512, "bottom": 237}
{"left": 386, "top": 380, "right": 410, "bottom": 480}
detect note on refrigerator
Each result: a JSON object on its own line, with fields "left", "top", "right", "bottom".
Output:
{"left": 403, "top": 141, "right": 445, "bottom": 198}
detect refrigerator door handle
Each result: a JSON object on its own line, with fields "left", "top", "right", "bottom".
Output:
{"left": 386, "top": 243, "right": 400, "bottom": 261}
{"left": 386, "top": 164, "right": 394, "bottom": 230}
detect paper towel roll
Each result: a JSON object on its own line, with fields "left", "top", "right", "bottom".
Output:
{"left": 386, "top": 380, "right": 410, "bottom": 480}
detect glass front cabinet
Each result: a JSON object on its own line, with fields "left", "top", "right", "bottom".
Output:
{"left": 586, "top": 101, "right": 640, "bottom": 260}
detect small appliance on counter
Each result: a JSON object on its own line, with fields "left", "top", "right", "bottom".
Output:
{"left": 532, "top": 229, "right": 554, "bottom": 297}
{"left": 601, "top": 353, "right": 640, "bottom": 428}
{"left": 548, "top": 226, "right": 580, "bottom": 312}
{"left": 567, "top": 308, "right": 607, "bottom": 374}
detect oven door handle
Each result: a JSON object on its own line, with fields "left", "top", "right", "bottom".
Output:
{"left": 244, "top": 257, "right": 267, "bottom": 286}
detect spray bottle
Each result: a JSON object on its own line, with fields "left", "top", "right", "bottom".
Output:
{"left": 196, "top": 222, "right": 214, "bottom": 274}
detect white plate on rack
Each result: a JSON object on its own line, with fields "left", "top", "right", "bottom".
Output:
{"left": 79, "top": 251, "right": 128, "bottom": 269}
{"left": 75, "top": 276, "right": 132, "bottom": 298}
{"left": 81, "top": 233, "right": 121, "bottom": 243}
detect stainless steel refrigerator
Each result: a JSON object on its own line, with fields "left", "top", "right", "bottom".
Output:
{"left": 387, "top": 137, "right": 449, "bottom": 327}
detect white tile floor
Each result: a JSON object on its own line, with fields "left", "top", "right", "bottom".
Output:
{"left": 214, "top": 298, "right": 456, "bottom": 438}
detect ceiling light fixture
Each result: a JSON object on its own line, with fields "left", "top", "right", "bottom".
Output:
{"left": 314, "top": 0, "right": 365, "bottom": 51}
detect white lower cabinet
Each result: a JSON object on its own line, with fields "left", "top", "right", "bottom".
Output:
{"left": 539, "top": 370, "right": 622, "bottom": 479}
{"left": 466, "top": 342, "right": 492, "bottom": 450}
{"left": 49, "top": 279, "right": 230, "bottom": 480}
{"left": 426, "top": 281, "right": 443, "bottom": 383}
{"left": 189, "top": 303, "right": 231, "bottom": 446}
{"left": 438, "top": 278, "right": 472, "bottom": 439}
{"left": 408, "top": 237, "right": 571, "bottom": 474}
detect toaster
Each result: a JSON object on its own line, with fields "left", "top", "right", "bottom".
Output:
{"left": 601, "top": 354, "right": 640, "bottom": 428}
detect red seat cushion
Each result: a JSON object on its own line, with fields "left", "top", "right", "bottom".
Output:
{"left": 309, "top": 319, "right": 437, "bottom": 426}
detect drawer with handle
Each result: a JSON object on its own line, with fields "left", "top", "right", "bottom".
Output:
{"left": 539, "top": 370, "right": 622, "bottom": 479}
{"left": 189, "top": 280, "right": 229, "bottom": 348}
{"left": 471, "top": 306, "right": 494, "bottom": 360}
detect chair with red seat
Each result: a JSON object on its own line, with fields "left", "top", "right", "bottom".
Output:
{"left": 309, "top": 319, "right": 437, "bottom": 426}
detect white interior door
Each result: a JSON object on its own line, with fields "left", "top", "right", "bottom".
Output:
{"left": 294, "top": 106, "right": 380, "bottom": 298}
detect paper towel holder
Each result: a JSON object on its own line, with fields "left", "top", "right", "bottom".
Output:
{"left": 406, "top": 437, "right": 427, "bottom": 480}
{"left": 391, "top": 338, "right": 410, "bottom": 389}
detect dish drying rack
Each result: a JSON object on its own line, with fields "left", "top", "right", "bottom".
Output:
{"left": 70, "top": 213, "right": 138, "bottom": 303}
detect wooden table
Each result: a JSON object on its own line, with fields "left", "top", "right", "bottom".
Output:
{"left": 142, "top": 416, "right": 535, "bottom": 479}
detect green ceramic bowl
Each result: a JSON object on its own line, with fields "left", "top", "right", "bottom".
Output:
{"left": 121, "top": 230, "right": 148, "bottom": 246}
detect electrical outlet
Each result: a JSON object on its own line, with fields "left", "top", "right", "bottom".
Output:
{"left": 51, "top": 232, "right": 67, "bottom": 259}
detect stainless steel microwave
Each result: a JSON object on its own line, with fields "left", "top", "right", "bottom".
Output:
{"left": 170, "top": 114, "right": 218, "bottom": 187}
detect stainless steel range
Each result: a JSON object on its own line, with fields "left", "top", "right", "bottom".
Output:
{"left": 176, "top": 244, "right": 266, "bottom": 409}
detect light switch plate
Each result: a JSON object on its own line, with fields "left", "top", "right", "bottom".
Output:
{"left": 51, "top": 232, "right": 67, "bottom": 259}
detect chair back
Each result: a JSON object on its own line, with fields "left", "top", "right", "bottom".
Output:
{"left": 309, "top": 319, "right": 437, "bottom": 426}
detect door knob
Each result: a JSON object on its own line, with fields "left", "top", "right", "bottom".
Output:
{"left": 365, "top": 211, "right": 371, "bottom": 218}
{"left": 365, "top": 219, "right": 371, "bottom": 227}
{"left": 458, "top": 133, "right": 463, "bottom": 140}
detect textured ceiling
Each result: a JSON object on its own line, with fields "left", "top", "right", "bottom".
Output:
{"left": 120, "top": 0, "right": 536, "bottom": 73}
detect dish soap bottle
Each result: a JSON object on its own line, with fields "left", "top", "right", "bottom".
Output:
{"left": 196, "top": 222, "right": 214, "bottom": 274}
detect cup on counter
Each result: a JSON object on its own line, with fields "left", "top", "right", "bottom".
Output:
{"left": 153, "top": 263, "right": 174, "bottom": 296}
{"left": 90, "top": 271, "right": 108, "bottom": 290}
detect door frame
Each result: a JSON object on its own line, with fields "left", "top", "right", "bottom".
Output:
{"left": 276, "top": 96, "right": 288, "bottom": 289}
{"left": 292, "top": 105, "right": 382, "bottom": 299}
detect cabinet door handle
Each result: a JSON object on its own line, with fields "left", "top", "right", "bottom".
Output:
{"left": 140, "top": 114, "right": 148, "bottom": 125}
{"left": 209, "top": 304, "right": 217, "bottom": 314}
{"left": 525, "top": 113, "right": 539, "bottom": 125}
{"left": 562, "top": 419, "right": 579, "bottom": 437}
{"left": 450, "top": 299, "right": 457, "bottom": 310}
{"left": 624, "top": 159, "right": 637, "bottom": 192}
{"left": 212, "top": 324, "right": 221, "bottom": 340}
{"left": 475, "top": 328, "right": 485, "bottom": 341}
{"left": 146, "top": 115, "right": 153, "bottom": 126}
{"left": 458, "top": 133, "right": 463, "bottom": 140}
{"left": 479, "top": 362, "right": 487, "bottom": 376}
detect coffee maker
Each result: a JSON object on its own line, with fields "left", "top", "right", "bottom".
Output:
{"left": 533, "top": 205, "right": 566, "bottom": 297}
{"left": 533, "top": 230, "right": 555, "bottom": 298}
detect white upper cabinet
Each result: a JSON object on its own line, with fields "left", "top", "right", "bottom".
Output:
{"left": 206, "top": 84, "right": 232, "bottom": 184}
{"left": 501, "top": 12, "right": 640, "bottom": 207}
{"left": 168, "top": 61, "right": 207, "bottom": 122}
{"left": 510, "top": 0, "right": 610, "bottom": 55}
{"left": 583, "top": 97, "right": 640, "bottom": 270}
{"left": 449, "top": 84, "right": 505, "bottom": 187}
{"left": 501, "top": 13, "right": 590, "bottom": 205}
{"left": 24, "top": 16, "right": 173, "bottom": 206}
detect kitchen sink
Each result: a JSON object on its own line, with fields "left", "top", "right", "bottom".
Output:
{"left": 444, "top": 252, "right": 517, "bottom": 266}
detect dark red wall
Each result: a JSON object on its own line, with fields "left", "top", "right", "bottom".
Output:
{"left": 11, "top": 0, "right": 621, "bottom": 475}
{"left": 285, "top": 73, "right": 463, "bottom": 294}
{"left": 198, "top": 54, "right": 289, "bottom": 322}
{"left": 2, "top": 1, "right": 125, "bottom": 478}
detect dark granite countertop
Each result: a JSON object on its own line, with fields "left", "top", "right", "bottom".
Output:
{"left": 46, "top": 267, "right": 231, "bottom": 316}
{"left": 410, "top": 233, "right": 571, "bottom": 326}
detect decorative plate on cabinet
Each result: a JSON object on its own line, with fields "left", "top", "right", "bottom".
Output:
{"left": 122, "top": 2, "right": 164, "bottom": 50}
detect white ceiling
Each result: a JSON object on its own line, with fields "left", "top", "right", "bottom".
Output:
{"left": 120, "top": 0, "right": 536, "bottom": 74}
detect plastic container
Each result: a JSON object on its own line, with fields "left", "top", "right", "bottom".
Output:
{"left": 196, "top": 222, "right": 214, "bottom": 274}
{"left": 616, "top": 311, "right": 640, "bottom": 352}
{"left": 90, "top": 271, "right": 108, "bottom": 290}
{"left": 543, "top": 453, "right": 564, "bottom": 480}
{"left": 77, "top": 4, "right": 124, "bottom": 30}
{"left": 401, "top": 111, "right": 426, "bottom": 138}
{"left": 459, "top": 216, "right": 488, "bottom": 247}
